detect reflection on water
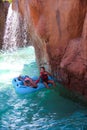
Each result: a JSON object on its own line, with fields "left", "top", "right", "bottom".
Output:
{"left": 0, "top": 47, "right": 87, "bottom": 130}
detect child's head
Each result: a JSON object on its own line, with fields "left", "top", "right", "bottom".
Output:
{"left": 40, "top": 66, "right": 45, "bottom": 72}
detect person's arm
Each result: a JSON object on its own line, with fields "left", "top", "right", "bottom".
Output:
{"left": 29, "top": 78, "right": 37, "bottom": 87}
{"left": 46, "top": 71, "right": 52, "bottom": 76}
{"left": 35, "top": 76, "right": 41, "bottom": 84}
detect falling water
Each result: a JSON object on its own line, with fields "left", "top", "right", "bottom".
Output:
{"left": 3, "top": 4, "right": 28, "bottom": 51}
{"left": 1, "top": 2, "right": 87, "bottom": 130}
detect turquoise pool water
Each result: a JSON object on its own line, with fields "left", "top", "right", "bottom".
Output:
{"left": 0, "top": 47, "right": 87, "bottom": 130}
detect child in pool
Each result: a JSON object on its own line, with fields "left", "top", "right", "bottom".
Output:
{"left": 18, "top": 75, "right": 37, "bottom": 88}
{"left": 36, "top": 66, "right": 56, "bottom": 88}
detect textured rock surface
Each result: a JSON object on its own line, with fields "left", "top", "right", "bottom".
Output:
{"left": 12, "top": 0, "right": 87, "bottom": 98}
{"left": 0, "top": 1, "right": 9, "bottom": 49}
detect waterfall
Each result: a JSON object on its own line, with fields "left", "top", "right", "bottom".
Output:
{"left": 3, "top": 4, "right": 28, "bottom": 51}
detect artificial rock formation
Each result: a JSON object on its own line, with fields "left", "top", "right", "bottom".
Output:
{"left": 12, "top": 0, "right": 87, "bottom": 98}
{"left": 0, "top": 1, "right": 6, "bottom": 49}
{"left": 0, "top": 1, "right": 9, "bottom": 49}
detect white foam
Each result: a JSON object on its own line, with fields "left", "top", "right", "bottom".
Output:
{"left": 3, "top": 4, "right": 28, "bottom": 51}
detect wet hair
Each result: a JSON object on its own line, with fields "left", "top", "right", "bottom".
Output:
{"left": 40, "top": 66, "right": 45, "bottom": 70}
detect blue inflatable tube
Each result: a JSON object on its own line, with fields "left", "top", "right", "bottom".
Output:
{"left": 12, "top": 76, "right": 53, "bottom": 94}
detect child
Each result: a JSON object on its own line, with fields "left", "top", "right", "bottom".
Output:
{"left": 24, "top": 77, "right": 37, "bottom": 88}
{"left": 18, "top": 75, "right": 37, "bottom": 88}
{"left": 37, "top": 66, "right": 56, "bottom": 88}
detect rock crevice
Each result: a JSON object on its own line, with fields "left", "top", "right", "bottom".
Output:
{"left": 12, "top": 0, "right": 87, "bottom": 98}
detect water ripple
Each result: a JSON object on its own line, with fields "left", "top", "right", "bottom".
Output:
{"left": 0, "top": 47, "right": 87, "bottom": 130}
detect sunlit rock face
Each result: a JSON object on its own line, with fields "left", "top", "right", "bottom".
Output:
{"left": 12, "top": 0, "right": 87, "bottom": 98}
{"left": 0, "top": 1, "right": 9, "bottom": 49}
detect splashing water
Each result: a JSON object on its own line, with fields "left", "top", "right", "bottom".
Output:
{"left": 3, "top": 4, "right": 28, "bottom": 51}
{"left": 1, "top": 2, "right": 87, "bottom": 130}
{"left": 0, "top": 47, "right": 87, "bottom": 130}
{"left": 0, "top": 46, "right": 36, "bottom": 84}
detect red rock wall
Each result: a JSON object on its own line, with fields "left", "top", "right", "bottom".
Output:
{"left": 12, "top": 0, "right": 87, "bottom": 98}
{"left": 0, "top": 1, "right": 9, "bottom": 49}
{"left": 0, "top": 1, "right": 6, "bottom": 49}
